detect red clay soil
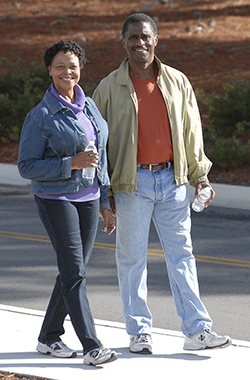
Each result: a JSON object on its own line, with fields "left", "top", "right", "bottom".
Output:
{"left": 0, "top": 0, "right": 250, "bottom": 186}
{"left": 0, "top": 372, "right": 46, "bottom": 380}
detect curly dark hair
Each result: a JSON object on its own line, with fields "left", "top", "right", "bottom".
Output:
{"left": 43, "top": 40, "right": 86, "bottom": 70}
{"left": 122, "top": 13, "right": 158, "bottom": 38}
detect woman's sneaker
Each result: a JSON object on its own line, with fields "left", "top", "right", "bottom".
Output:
{"left": 84, "top": 346, "right": 118, "bottom": 365}
{"left": 129, "top": 334, "right": 153, "bottom": 354}
{"left": 36, "top": 340, "right": 77, "bottom": 358}
{"left": 183, "top": 329, "right": 232, "bottom": 350}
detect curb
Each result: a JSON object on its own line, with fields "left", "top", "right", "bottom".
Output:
{"left": 1, "top": 163, "right": 250, "bottom": 210}
{"left": 1, "top": 303, "right": 249, "bottom": 347}
{"left": 187, "top": 182, "right": 250, "bottom": 210}
{"left": 0, "top": 163, "right": 30, "bottom": 186}
{"left": 0, "top": 303, "right": 184, "bottom": 339}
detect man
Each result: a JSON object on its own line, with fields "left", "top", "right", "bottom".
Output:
{"left": 92, "top": 13, "right": 232, "bottom": 354}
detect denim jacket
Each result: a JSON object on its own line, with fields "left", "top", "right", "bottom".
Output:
{"left": 18, "top": 89, "right": 110, "bottom": 207}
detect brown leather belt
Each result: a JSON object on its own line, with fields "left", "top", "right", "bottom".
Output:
{"left": 139, "top": 161, "right": 173, "bottom": 171}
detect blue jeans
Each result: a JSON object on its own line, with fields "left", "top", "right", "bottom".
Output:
{"left": 34, "top": 196, "right": 102, "bottom": 353}
{"left": 114, "top": 166, "right": 212, "bottom": 338}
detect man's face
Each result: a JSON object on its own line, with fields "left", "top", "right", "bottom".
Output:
{"left": 122, "top": 21, "right": 158, "bottom": 65}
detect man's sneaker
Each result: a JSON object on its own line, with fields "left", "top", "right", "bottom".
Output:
{"left": 183, "top": 329, "right": 232, "bottom": 350}
{"left": 84, "top": 346, "right": 118, "bottom": 366}
{"left": 36, "top": 340, "right": 77, "bottom": 358}
{"left": 129, "top": 334, "right": 153, "bottom": 354}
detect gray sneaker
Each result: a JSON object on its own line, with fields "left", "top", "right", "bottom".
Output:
{"left": 84, "top": 346, "right": 118, "bottom": 366}
{"left": 183, "top": 329, "right": 232, "bottom": 350}
{"left": 36, "top": 340, "right": 77, "bottom": 358}
{"left": 129, "top": 334, "right": 153, "bottom": 354}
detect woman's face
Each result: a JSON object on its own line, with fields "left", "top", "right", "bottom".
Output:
{"left": 48, "top": 51, "right": 81, "bottom": 96}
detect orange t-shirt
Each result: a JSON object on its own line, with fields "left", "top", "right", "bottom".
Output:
{"left": 130, "top": 71, "right": 173, "bottom": 165}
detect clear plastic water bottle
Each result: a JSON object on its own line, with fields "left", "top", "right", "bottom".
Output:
{"left": 192, "top": 187, "right": 211, "bottom": 212}
{"left": 82, "top": 141, "right": 97, "bottom": 179}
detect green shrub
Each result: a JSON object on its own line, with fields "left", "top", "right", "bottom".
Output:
{"left": 196, "top": 80, "right": 250, "bottom": 169}
{"left": 206, "top": 137, "right": 249, "bottom": 170}
{"left": 0, "top": 56, "right": 51, "bottom": 141}
{"left": 209, "top": 81, "right": 250, "bottom": 139}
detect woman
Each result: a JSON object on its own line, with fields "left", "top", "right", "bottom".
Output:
{"left": 18, "top": 40, "right": 117, "bottom": 366}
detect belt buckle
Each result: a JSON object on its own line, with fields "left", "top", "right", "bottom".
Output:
{"left": 148, "top": 161, "right": 171, "bottom": 171}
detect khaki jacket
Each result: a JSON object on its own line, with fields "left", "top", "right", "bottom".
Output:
{"left": 92, "top": 56, "right": 212, "bottom": 195}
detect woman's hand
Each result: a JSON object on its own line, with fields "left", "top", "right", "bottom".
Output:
{"left": 71, "top": 150, "right": 99, "bottom": 170}
{"left": 100, "top": 208, "right": 116, "bottom": 235}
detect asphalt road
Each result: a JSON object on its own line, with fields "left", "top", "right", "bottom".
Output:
{"left": 0, "top": 185, "right": 249, "bottom": 342}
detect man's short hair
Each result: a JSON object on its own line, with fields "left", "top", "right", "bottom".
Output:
{"left": 122, "top": 13, "right": 158, "bottom": 38}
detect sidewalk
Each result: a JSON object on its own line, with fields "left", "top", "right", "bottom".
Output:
{"left": 1, "top": 166, "right": 250, "bottom": 380}
{"left": 0, "top": 305, "right": 249, "bottom": 380}
{"left": 1, "top": 163, "right": 250, "bottom": 209}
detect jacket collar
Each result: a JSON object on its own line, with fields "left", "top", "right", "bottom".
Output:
{"left": 43, "top": 88, "right": 90, "bottom": 115}
{"left": 116, "top": 55, "right": 162, "bottom": 86}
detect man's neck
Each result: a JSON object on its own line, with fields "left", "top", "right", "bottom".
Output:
{"left": 129, "top": 60, "right": 157, "bottom": 80}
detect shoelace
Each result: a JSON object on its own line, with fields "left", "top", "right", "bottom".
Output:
{"left": 134, "top": 334, "right": 150, "bottom": 343}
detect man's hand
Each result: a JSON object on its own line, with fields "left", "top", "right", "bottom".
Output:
{"left": 108, "top": 195, "right": 116, "bottom": 215}
{"left": 99, "top": 208, "right": 116, "bottom": 235}
{"left": 195, "top": 181, "right": 215, "bottom": 208}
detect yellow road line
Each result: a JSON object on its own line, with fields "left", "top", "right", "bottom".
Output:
{"left": 1, "top": 230, "right": 250, "bottom": 268}
{"left": 0, "top": 230, "right": 49, "bottom": 239}
{"left": 0, "top": 230, "right": 50, "bottom": 243}
{"left": 145, "top": 249, "right": 250, "bottom": 268}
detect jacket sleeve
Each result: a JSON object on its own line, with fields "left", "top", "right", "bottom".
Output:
{"left": 99, "top": 185, "right": 111, "bottom": 210}
{"left": 92, "top": 80, "right": 108, "bottom": 121}
{"left": 92, "top": 89, "right": 112, "bottom": 208}
{"left": 18, "top": 112, "right": 72, "bottom": 181}
{"left": 184, "top": 83, "right": 212, "bottom": 187}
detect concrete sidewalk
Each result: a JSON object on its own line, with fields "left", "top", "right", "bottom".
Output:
{"left": 0, "top": 305, "right": 249, "bottom": 380}
{"left": 1, "top": 163, "right": 250, "bottom": 210}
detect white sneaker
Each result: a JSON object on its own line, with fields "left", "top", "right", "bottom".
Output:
{"left": 36, "top": 340, "right": 77, "bottom": 358}
{"left": 84, "top": 346, "right": 118, "bottom": 365}
{"left": 129, "top": 334, "right": 153, "bottom": 354}
{"left": 183, "top": 329, "right": 232, "bottom": 350}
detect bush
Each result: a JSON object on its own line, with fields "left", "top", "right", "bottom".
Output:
{"left": 209, "top": 81, "right": 250, "bottom": 139}
{"left": 206, "top": 137, "right": 249, "bottom": 170}
{"left": 197, "top": 80, "right": 250, "bottom": 169}
{"left": 0, "top": 56, "right": 51, "bottom": 141}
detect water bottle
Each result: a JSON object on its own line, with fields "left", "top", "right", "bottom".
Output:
{"left": 192, "top": 187, "right": 211, "bottom": 212}
{"left": 82, "top": 141, "right": 97, "bottom": 179}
